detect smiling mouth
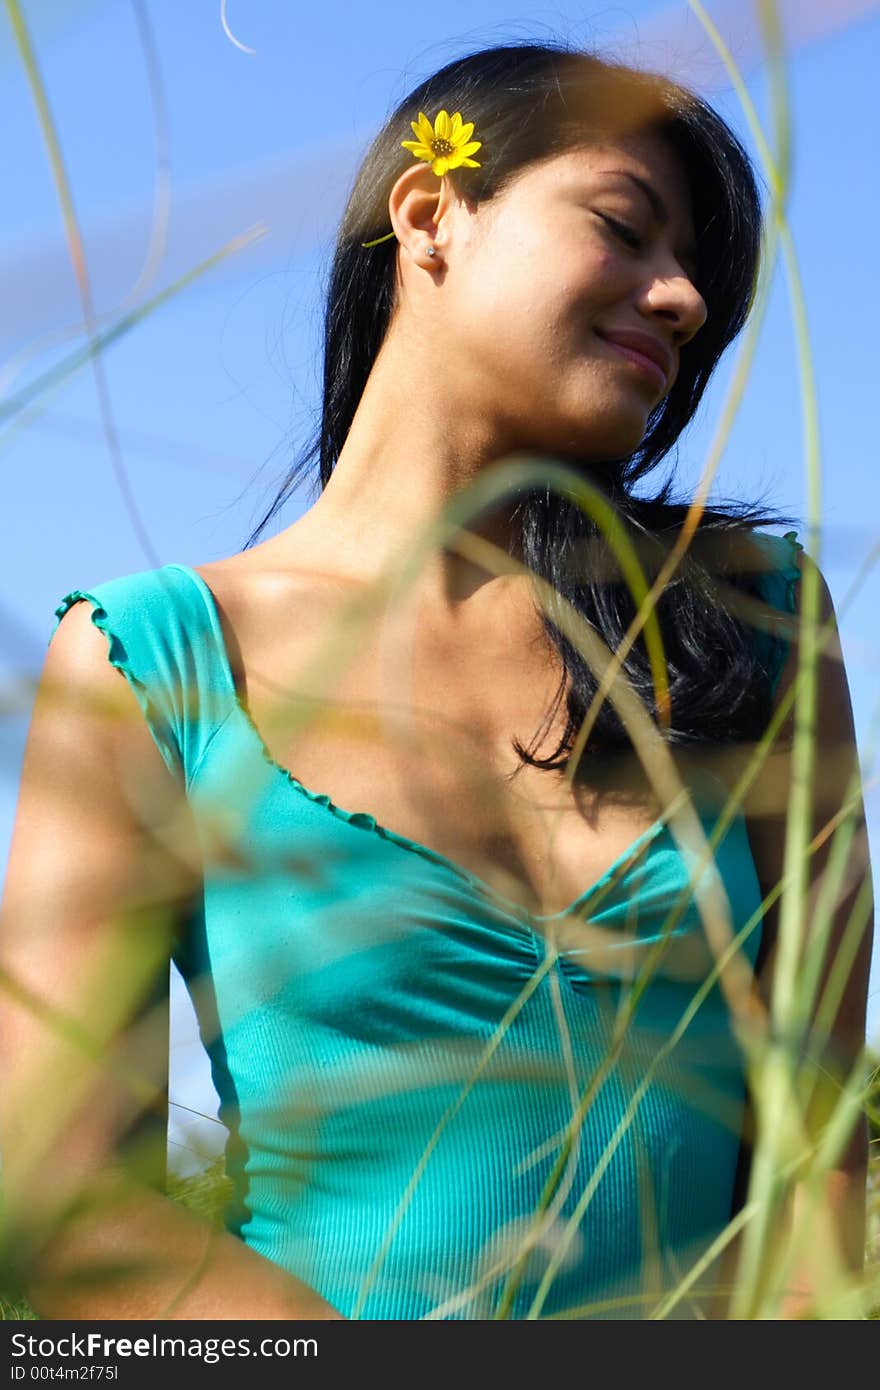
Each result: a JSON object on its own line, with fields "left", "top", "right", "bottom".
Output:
{"left": 595, "top": 333, "right": 669, "bottom": 393}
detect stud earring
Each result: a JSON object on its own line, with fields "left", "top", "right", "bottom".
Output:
{"left": 426, "top": 244, "right": 437, "bottom": 258}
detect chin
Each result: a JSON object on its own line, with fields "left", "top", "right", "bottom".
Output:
{"left": 521, "top": 392, "right": 653, "bottom": 467}
{"left": 545, "top": 385, "right": 650, "bottom": 459}
{"left": 561, "top": 414, "right": 649, "bottom": 464}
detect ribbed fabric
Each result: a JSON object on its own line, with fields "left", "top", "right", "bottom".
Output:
{"left": 49, "top": 530, "right": 803, "bottom": 1320}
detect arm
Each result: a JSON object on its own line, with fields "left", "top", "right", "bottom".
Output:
{"left": 735, "top": 547, "right": 874, "bottom": 1317}
{"left": 0, "top": 600, "right": 344, "bottom": 1320}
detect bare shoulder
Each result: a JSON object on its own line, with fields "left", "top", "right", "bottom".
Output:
{"left": 46, "top": 596, "right": 162, "bottom": 769}
{"left": 194, "top": 526, "right": 367, "bottom": 603}
{"left": 791, "top": 543, "right": 836, "bottom": 632}
{"left": 188, "top": 527, "right": 376, "bottom": 670}
{"left": 778, "top": 545, "right": 851, "bottom": 753}
{"left": 744, "top": 544, "right": 865, "bottom": 873}
{"left": 41, "top": 595, "right": 201, "bottom": 891}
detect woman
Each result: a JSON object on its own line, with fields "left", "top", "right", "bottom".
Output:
{"left": 1, "top": 41, "right": 872, "bottom": 1320}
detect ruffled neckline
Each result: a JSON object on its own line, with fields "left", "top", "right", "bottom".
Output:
{"left": 167, "top": 562, "right": 679, "bottom": 927}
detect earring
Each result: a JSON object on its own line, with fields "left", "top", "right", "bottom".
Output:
{"left": 426, "top": 244, "right": 437, "bottom": 258}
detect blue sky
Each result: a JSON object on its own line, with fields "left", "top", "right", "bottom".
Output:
{"left": 2, "top": 0, "right": 878, "bottom": 1173}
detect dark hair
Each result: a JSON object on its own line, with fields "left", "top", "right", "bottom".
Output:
{"left": 244, "top": 40, "right": 801, "bottom": 779}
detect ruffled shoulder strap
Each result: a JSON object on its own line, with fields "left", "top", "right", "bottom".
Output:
{"left": 50, "top": 564, "right": 236, "bottom": 790}
{"left": 747, "top": 529, "right": 804, "bottom": 700}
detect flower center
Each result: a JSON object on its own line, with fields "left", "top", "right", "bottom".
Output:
{"left": 430, "top": 138, "right": 454, "bottom": 156}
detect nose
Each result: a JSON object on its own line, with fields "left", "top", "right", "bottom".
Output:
{"left": 637, "top": 258, "right": 708, "bottom": 348}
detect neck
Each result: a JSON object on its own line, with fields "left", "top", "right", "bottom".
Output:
{"left": 298, "top": 328, "right": 534, "bottom": 610}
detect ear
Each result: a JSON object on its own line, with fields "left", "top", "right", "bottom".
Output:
{"left": 387, "top": 164, "right": 463, "bottom": 261}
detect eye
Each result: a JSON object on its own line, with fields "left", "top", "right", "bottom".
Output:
{"left": 598, "top": 214, "right": 643, "bottom": 252}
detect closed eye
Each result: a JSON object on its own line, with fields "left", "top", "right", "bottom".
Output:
{"left": 598, "top": 214, "right": 643, "bottom": 252}
{"left": 599, "top": 212, "right": 701, "bottom": 290}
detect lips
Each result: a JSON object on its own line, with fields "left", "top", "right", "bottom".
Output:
{"left": 595, "top": 328, "right": 674, "bottom": 391}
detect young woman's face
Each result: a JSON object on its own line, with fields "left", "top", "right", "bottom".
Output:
{"left": 431, "top": 130, "right": 708, "bottom": 462}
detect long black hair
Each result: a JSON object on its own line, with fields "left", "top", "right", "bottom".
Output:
{"left": 244, "top": 40, "right": 801, "bottom": 779}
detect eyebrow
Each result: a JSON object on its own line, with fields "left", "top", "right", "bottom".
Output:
{"left": 604, "top": 169, "right": 699, "bottom": 276}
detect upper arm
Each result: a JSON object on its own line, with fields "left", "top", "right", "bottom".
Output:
{"left": 744, "top": 548, "right": 875, "bottom": 1084}
{"left": 0, "top": 599, "right": 202, "bottom": 1220}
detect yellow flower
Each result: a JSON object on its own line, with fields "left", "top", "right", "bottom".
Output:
{"left": 400, "top": 109, "right": 482, "bottom": 177}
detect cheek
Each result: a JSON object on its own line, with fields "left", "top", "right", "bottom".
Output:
{"left": 571, "top": 249, "right": 630, "bottom": 311}
{"left": 450, "top": 245, "right": 625, "bottom": 376}
{"left": 453, "top": 268, "right": 549, "bottom": 358}
{"left": 546, "top": 252, "right": 633, "bottom": 341}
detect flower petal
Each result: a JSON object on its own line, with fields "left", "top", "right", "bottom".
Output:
{"left": 448, "top": 150, "right": 482, "bottom": 171}
{"left": 401, "top": 141, "right": 433, "bottom": 161}
{"left": 414, "top": 111, "right": 434, "bottom": 143}
{"left": 432, "top": 156, "right": 450, "bottom": 176}
{"left": 450, "top": 112, "right": 463, "bottom": 139}
{"left": 435, "top": 109, "right": 450, "bottom": 139}
{"left": 457, "top": 141, "right": 482, "bottom": 158}
{"left": 455, "top": 121, "right": 475, "bottom": 144}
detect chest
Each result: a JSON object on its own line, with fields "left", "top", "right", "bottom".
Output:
{"left": 196, "top": 562, "right": 669, "bottom": 919}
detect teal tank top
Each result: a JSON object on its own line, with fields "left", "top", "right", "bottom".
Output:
{"left": 50, "top": 529, "right": 803, "bottom": 1320}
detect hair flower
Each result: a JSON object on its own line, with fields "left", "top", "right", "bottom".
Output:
{"left": 361, "top": 109, "right": 482, "bottom": 247}
{"left": 400, "top": 109, "right": 482, "bottom": 176}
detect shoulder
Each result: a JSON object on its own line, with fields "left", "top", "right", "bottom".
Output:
{"left": 772, "top": 543, "right": 845, "bottom": 731}
{"left": 39, "top": 589, "right": 183, "bottom": 817}
{"left": 791, "top": 541, "right": 834, "bottom": 621}
{"left": 189, "top": 533, "right": 371, "bottom": 668}
{"left": 779, "top": 544, "right": 856, "bottom": 809}
{"left": 48, "top": 563, "right": 230, "bottom": 792}
{"left": 766, "top": 539, "right": 849, "bottom": 746}
{"left": 193, "top": 525, "right": 368, "bottom": 601}
{"left": 746, "top": 542, "right": 861, "bottom": 861}
{"left": 48, "top": 591, "right": 119, "bottom": 683}
{"left": 47, "top": 576, "right": 165, "bottom": 721}
{"left": 746, "top": 544, "right": 873, "bottom": 1066}
{"left": 49, "top": 565, "right": 209, "bottom": 670}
